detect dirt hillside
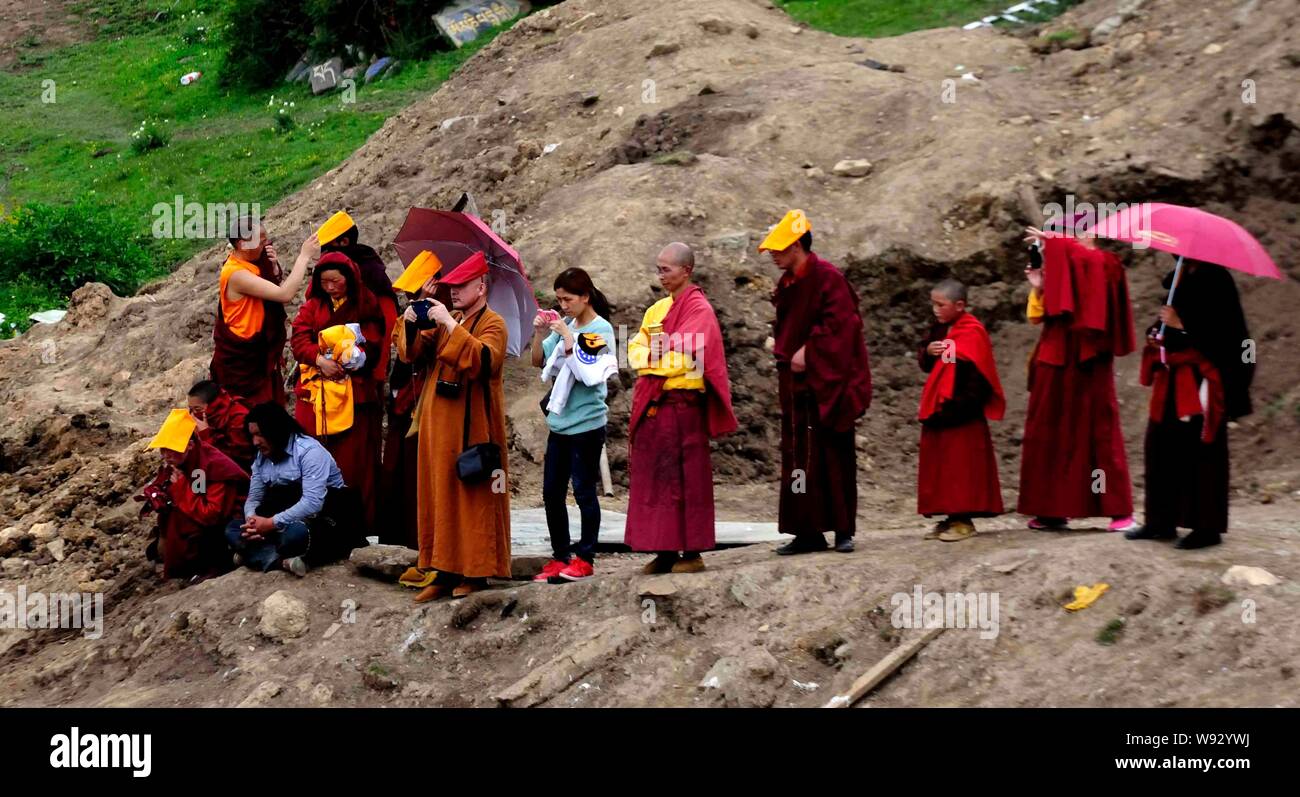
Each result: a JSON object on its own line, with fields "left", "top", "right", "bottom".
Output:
{"left": 0, "top": 0, "right": 1297, "bottom": 707}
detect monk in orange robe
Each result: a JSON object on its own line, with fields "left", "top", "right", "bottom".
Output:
{"left": 394, "top": 252, "right": 511, "bottom": 601}
{"left": 210, "top": 218, "right": 315, "bottom": 406}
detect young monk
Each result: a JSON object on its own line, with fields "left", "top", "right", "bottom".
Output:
{"left": 186, "top": 380, "right": 254, "bottom": 470}
{"left": 1128, "top": 260, "right": 1254, "bottom": 549}
{"left": 210, "top": 218, "right": 317, "bottom": 405}
{"left": 625, "top": 243, "right": 737, "bottom": 574}
{"left": 916, "top": 279, "right": 1006, "bottom": 541}
{"left": 290, "top": 252, "right": 385, "bottom": 534}
{"left": 139, "top": 409, "right": 249, "bottom": 582}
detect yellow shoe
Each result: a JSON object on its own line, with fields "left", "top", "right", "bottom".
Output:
{"left": 399, "top": 567, "right": 437, "bottom": 589}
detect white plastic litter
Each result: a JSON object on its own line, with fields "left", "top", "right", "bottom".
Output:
{"left": 29, "top": 309, "right": 67, "bottom": 325}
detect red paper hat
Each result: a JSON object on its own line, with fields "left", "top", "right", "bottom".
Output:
{"left": 440, "top": 250, "right": 488, "bottom": 286}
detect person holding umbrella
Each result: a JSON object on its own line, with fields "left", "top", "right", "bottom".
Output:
{"left": 1126, "top": 260, "right": 1255, "bottom": 549}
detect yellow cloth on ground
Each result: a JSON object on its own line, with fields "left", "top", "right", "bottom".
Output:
{"left": 1064, "top": 582, "right": 1109, "bottom": 612}
{"left": 626, "top": 297, "right": 705, "bottom": 391}
{"left": 1027, "top": 289, "right": 1045, "bottom": 321}
{"left": 298, "top": 324, "right": 362, "bottom": 435}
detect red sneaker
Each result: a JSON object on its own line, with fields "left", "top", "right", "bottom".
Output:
{"left": 558, "top": 557, "right": 594, "bottom": 581}
{"left": 533, "top": 559, "right": 568, "bottom": 582}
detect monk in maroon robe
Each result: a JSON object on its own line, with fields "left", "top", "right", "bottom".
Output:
{"left": 318, "top": 217, "right": 399, "bottom": 404}
{"left": 917, "top": 280, "right": 1005, "bottom": 541}
{"left": 625, "top": 243, "right": 737, "bottom": 574}
{"left": 187, "top": 380, "right": 254, "bottom": 471}
{"left": 290, "top": 252, "right": 385, "bottom": 534}
{"left": 210, "top": 220, "right": 315, "bottom": 406}
{"left": 1128, "top": 261, "right": 1254, "bottom": 549}
{"left": 763, "top": 212, "right": 872, "bottom": 555}
{"left": 1019, "top": 226, "right": 1136, "bottom": 530}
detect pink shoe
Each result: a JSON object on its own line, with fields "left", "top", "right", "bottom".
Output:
{"left": 1108, "top": 517, "right": 1139, "bottom": 533}
{"left": 533, "top": 559, "right": 568, "bottom": 582}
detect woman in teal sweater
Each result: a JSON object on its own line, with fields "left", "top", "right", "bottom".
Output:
{"left": 530, "top": 268, "right": 616, "bottom": 583}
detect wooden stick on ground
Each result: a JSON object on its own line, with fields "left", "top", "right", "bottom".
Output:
{"left": 824, "top": 626, "right": 945, "bottom": 708}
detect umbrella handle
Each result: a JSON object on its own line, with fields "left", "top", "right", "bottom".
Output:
{"left": 1155, "top": 255, "right": 1184, "bottom": 341}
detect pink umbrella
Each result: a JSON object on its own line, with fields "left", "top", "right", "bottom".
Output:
{"left": 1090, "top": 202, "right": 1281, "bottom": 338}
{"left": 1089, "top": 202, "right": 1281, "bottom": 279}
{"left": 393, "top": 208, "right": 538, "bottom": 357}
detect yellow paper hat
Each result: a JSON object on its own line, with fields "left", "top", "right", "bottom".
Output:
{"left": 392, "top": 250, "right": 443, "bottom": 294}
{"left": 147, "top": 409, "right": 197, "bottom": 453}
{"left": 316, "top": 210, "right": 356, "bottom": 245}
{"left": 757, "top": 209, "right": 812, "bottom": 252}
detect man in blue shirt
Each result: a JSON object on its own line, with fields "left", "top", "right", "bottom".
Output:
{"left": 226, "top": 403, "right": 361, "bottom": 576}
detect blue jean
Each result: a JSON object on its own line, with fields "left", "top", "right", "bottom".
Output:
{"left": 225, "top": 519, "right": 310, "bottom": 572}
{"left": 542, "top": 427, "right": 605, "bottom": 563}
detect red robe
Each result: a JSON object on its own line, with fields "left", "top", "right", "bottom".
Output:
{"left": 290, "top": 253, "right": 385, "bottom": 533}
{"left": 196, "top": 389, "right": 254, "bottom": 471}
{"left": 338, "top": 243, "right": 398, "bottom": 400}
{"left": 917, "top": 313, "right": 1004, "bottom": 517}
{"left": 158, "top": 441, "right": 248, "bottom": 579}
{"left": 210, "top": 250, "right": 287, "bottom": 406}
{"left": 772, "top": 253, "right": 872, "bottom": 538}
{"left": 1018, "top": 236, "right": 1135, "bottom": 519}
{"left": 625, "top": 284, "right": 736, "bottom": 552}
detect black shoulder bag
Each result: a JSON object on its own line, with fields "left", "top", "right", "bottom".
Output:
{"left": 456, "top": 313, "right": 503, "bottom": 483}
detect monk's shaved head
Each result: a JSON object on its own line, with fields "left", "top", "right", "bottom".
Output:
{"left": 658, "top": 242, "right": 695, "bottom": 270}
{"left": 933, "top": 278, "right": 967, "bottom": 303}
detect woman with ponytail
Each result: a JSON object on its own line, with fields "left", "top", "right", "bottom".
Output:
{"left": 529, "top": 268, "right": 617, "bottom": 583}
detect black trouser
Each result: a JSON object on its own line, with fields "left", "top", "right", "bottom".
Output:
{"left": 542, "top": 427, "right": 605, "bottom": 563}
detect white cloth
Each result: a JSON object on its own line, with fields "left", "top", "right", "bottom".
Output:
{"left": 541, "top": 334, "right": 618, "bottom": 415}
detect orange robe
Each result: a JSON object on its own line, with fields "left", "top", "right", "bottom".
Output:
{"left": 395, "top": 307, "right": 511, "bottom": 578}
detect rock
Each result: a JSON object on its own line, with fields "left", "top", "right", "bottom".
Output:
{"left": 579, "top": 90, "right": 600, "bottom": 107}
{"left": 2, "top": 558, "right": 32, "bottom": 578}
{"left": 510, "top": 554, "right": 551, "bottom": 580}
{"left": 647, "top": 40, "right": 680, "bottom": 58}
{"left": 708, "top": 231, "right": 750, "bottom": 251}
{"left": 744, "top": 24, "right": 760, "bottom": 39}
{"left": 258, "top": 591, "right": 309, "bottom": 641}
{"left": 729, "top": 572, "right": 764, "bottom": 608}
{"left": 1203, "top": 43, "right": 1224, "bottom": 55}
{"left": 699, "top": 17, "right": 733, "bottom": 35}
{"left": 28, "top": 522, "right": 57, "bottom": 543}
{"left": 348, "top": 544, "right": 417, "bottom": 582}
{"left": 237, "top": 680, "right": 283, "bottom": 708}
{"left": 47, "top": 538, "right": 66, "bottom": 562}
{"left": 1221, "top": 565, "right": 1282, "bottom": 587}
{"left": 309, "top": 684, "right": 333, "bottom": 705}
{"left": 698, "top": 648, "right": 782, "bottom": 707}
{"left": 832, "top": 158, "right": 873, "bottom": 177}
{"left": 1091, "top": 15, "right": 1124, "bottom": 44}
{"left": 363, "top": 665, "right": 399, "bottom": 691}
{"left": 638, "top": 575, "right": 681, "bottom": 598}
{"left": 364, "top": 57, "right": 394, "bottom": 84}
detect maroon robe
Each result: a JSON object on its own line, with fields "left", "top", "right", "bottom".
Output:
{"left": 196, "top": 389, "right": 254, "bottom": 471}
{"left": 1018, "top": 236, "right": 1135, "bottom": 520}
{"left": 210, "top": 250, "right": 287, "bottom": 406}
{"left": 156, "top": 440, "right": 248, "bottom": 579}
{"left": 772, "top": 253, "right": 872, "bottom": 538}
{"left": 917, "top": 313, "right": 1004, "bottom": 517}
{"left": 625, "top": 285, "right": 736, "bottom": 553}
{"left": 290, "top": 252, "right": 385, "bottom": 533}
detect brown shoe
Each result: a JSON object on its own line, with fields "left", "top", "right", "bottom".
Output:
{"left": 451, "top": 580, "right": 486, "bottom": 599}
{"left": 642, "top": 554, "right": 678, "bottom": 575}
{"left": 924, "top": 520, "right": 950, "bottom": 540}
{"left": 670, "top": 556, "right": 706, "bottom": 574}
{"left": 414, "top": 584, "right": 453, "bottom": 603}
{"left": 938, "top": 520, "right": 977, "bottom": 542}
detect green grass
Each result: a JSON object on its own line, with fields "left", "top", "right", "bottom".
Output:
{"left": 775, "top": 0, "right": 1083, "bottom": 37}
{"left": 0, "top": 0, "right": 512, "bottom": 332}
{"left": 1095, "top": 617, "right": 1125, "bottom": 646}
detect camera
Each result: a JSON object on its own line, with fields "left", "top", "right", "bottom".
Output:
{"left": 436, "top": 379, "right": 463, "bottom": 399}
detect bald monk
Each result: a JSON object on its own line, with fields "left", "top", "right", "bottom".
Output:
{"left": 917, "top": 279, "right": 1005, "bottom": 541}
{"left": 625, "top": 242, "right": 737, "bottom": 574}
{"left": 317, "top": 211, "right": 398, "bottom": 397}
{"left": 210, "top": 217, "right": 316, "bottom": 406}
{"left": 763, "top": 211, "right": 872, "bottom": 555}
{"left": 1020, "top": 222, "right": 1136, "bottom": 531}
{"left": 395, "top": 253, "right": 511, "bottom": 601}
{"left": 187, "top": 380, "right": 254, "bottom": 471}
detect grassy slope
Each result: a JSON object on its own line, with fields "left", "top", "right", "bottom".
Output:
{"left": 0, "top": 0, "right": 506, "bottom": 332}
{"left": 775, "top": 0, "right": 1013, "bottom": 36}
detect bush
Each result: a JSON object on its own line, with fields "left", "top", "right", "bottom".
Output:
{"left": 307, "top": 0, "right": 452, "bottom": 63}
{"left": 130, "top": 119, "right": 170, "bottom": 154}
{"left": 215, "top": 0, "right": 313, "bottom": 89}
{"left": 0, "top": 200, "right": 160, "bottom": 298}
